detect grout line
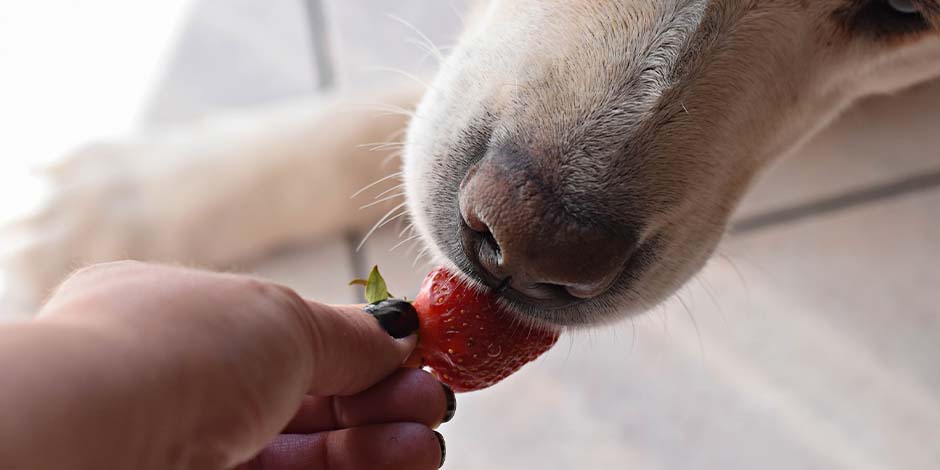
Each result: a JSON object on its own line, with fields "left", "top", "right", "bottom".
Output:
{"left": 302, "top": 0, "right": 336, "bottom": 90}
{"left": 731, "top": 168, "right": 940, "bottom": 235}
{"left": 302, "top": 0, "right": 364, "bottom": 301}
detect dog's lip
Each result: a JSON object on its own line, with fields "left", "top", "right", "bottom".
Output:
{"left": 497, "top": 276, "right": 584, "bottom": 310}
{"left": 468, "top": 265, "right": 584, "bottom": 310}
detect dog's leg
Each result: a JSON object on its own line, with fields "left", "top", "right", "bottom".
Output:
{"left": 0, "top": 85, "right": 423, "bottom": 316}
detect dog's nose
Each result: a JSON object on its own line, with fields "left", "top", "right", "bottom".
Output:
{"left": 458, "top": 148, "right": 636, "bottom": 305}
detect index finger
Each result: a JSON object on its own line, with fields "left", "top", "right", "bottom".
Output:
{"left": 300, "top": 302, "right": 418, "bottom": 397}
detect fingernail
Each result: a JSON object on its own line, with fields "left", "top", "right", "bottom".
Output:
{"left": 441, "top": 383, "right": 457, "bottom": 423}
{"left": 363, "top": 299, "right": 420, "bottom": 339}
{"left": 434, "top": 431, "right": 446, "bottom": 468}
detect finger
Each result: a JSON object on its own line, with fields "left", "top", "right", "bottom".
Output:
{"left": 236, "top": 424, "right": 445, "bottom": 470}
{"left": 301, "top": 302, "right": 418, "bottom": 397}
{"left": 284, "top": 369, "right": 456, "bottom": 434}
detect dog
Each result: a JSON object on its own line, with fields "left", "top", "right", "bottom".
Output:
{"left": 2, "top": 0, "right": 940, "bottom": 323}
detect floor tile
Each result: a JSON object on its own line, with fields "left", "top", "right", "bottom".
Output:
{"left": 143, "top": 0, "right": 320, "bottom": 125}
{"left": 737, "top": 78, "right": 940, "bottom": 220}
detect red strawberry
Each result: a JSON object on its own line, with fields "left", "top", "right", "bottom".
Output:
{"left": 406, "top": 267, "right": 560, "bottom": 392}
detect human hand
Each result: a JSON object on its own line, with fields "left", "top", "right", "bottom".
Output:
{"left": 0, "top": 261, "right": 452, "bottom": 470}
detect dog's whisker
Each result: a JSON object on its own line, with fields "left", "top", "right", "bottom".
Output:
{"left": 403, "top": 237, "right": 424, "bottom": 257}
{"left": 408, "top": 241, "right": 423, "bottom": 256}
{"left": 447, "top": 0, "right": 466, "bottom": 26}
{"left": 561, "top": 332, "right": 576, "bottom": 366}
{"left": 354, "top": 103, "right": 421, "bottom": 120}
{"left": 358, "top": 202, "right": 408, "bottom": 252}
{"left": 370, "top": 128, "right": 407, "bottom": 149}
{"left": 356, "top": 141, "right": 406, "bottom": 152}
{"left": 675, "top": 292, "right": 705, "bottom": 360}
{"left": 359, "top": 192, "right": 406, "bottom": 210}
{"left": 390, "top": 234, "right": 421, "bottom": 253}
{"left": 373, "top": 183, "right": 406, "bottom": 200}
{"left": 412, "top": 246, "right": 432, "bottom": 267}
{"left": 400, "top": 241, "right": 424, "bottom": 264}
{"left": 368, "top": 107, "right": 418, "bottom": 118}
{"left": 398, "top": 222, "right": 415, "bottom": 238}
{"left": 350, "top": 172, "right": 402, "bottom": 199}
{"left": 715, "top": 251, "right": 748, "bottom": 292}
{"left": 391, "top": 211, "right": 412, "bottom": 235}
{"left": 630, "top": 317, "right": 638, "bottom": 352}
{"left": 659, "top": 306, "right": 670, "bottom": 336}
{"left": 380, "top": 208, "right": 409, "bottom": 227}
{"left": 387, "top": 14, "right": 446, "bottom": 64}
{"left": 381, "top": 150, "right": 404, "bottom": 168}
{"left": 695, "top": 275, "right": 728, "bottom": 329}
{"left": 366, "top": 65, "right": 433, "bottom": 90}
{"left": 374, "top": 110, "right": 417, "bottom": 120}
{"left": 408, "top": 40, "right": 454, "bottom": 56}
{"left": 404, "top": 39, "right": 455, "bottom": 66}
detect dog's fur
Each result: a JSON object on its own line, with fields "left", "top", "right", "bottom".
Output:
{"left": 3, "top": 0, "right": 940, "bottom": 323}
{"left": 405, "top": 0, "right": 940, "bottom": 325}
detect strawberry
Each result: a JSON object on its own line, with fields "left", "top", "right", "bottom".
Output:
{"left": 355, "top": 266, "right": 561, "bottom": 393}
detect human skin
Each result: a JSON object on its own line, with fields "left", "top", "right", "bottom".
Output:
{"left": 0, "top": 261, "right": 449, "bottom": 470}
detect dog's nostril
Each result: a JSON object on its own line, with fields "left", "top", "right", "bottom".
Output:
{"left": 459, "top": 210, "right": 628, "bottom": 304}
{"left": 458, "top": 149, "right": 636, "bottom": 305}
{"left": 459, "top": 219, "right": 507, "bottom": 281}
{"left": 481, "top": 229, "right": 502, "bottom": 256}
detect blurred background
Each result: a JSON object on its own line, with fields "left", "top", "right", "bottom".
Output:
{"left": 1, "top": 1, "right": 939, "bottom": 468}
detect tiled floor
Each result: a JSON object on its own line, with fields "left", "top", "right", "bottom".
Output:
{"left": 6, "top": 1, "right": 940, "bottom": 468}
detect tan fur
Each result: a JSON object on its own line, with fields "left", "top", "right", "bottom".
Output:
{"left": 3, "top": 0, "right": 939, "bottom": 320}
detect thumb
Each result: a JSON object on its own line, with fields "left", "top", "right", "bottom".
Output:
{"left": 301, "top": 301, "right": 418, "bottom": 397}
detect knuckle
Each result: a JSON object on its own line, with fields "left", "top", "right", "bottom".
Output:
{"left": 242, "top": 278, "right": 309, "bottom": 315}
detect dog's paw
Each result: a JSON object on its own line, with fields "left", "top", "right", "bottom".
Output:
{"left": 0, "top": 142, "right": 146, "bottom": 317}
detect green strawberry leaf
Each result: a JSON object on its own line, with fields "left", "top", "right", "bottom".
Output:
{"left": 360, "top": 265, "right": 392, "bottom": 304}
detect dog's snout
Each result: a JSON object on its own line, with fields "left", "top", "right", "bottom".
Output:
{"left": 458, "top": 148, "right": 636, "bottom": 307}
